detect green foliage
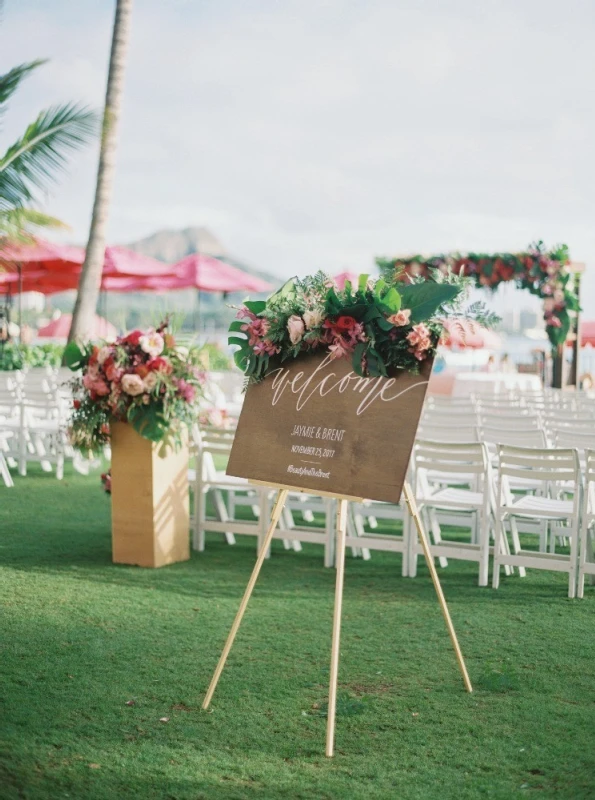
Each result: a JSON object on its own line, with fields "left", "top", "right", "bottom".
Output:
{"left": 2, "top": 468, "right": 595, "bottom": 799}
{"left": 0, "top": 59, "right": 98, "bottom": 238}
{"left": 377, "top": 243, "right": 575, "bottom": 351}
{"left": 0, "top": 342, "right": 64, "bottom": 370}
{"left": 231, "top": 270, "right": 468, "bottom": 383}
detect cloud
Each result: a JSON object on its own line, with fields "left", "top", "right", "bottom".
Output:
{"left": 2, "top": 0, "right": 594, "bottom": 304}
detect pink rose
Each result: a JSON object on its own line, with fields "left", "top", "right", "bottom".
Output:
{"left": 287, "top": 315, "right": 305, "bottom": 345}
{"left": 387, "top": 309, "right": 411, "bottom": 327}
{"left": 121, "top": 373, "right": 145, "bottom": 396}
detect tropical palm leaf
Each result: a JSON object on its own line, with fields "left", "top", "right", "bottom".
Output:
{"left": 0, "top": 103, "right": 98, "bottom": 210}
{"left": 0, "top": 207, "right": 68, "bottom": 241}
{"left": 0, "top": 60, "right": 46, "bottom": 122}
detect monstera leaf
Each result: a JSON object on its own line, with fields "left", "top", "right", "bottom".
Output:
{"left": 400, "top": 282, "right": 461, "bottom": 323}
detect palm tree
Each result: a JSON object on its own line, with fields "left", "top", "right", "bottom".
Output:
{"left": 0, "top": 60, "right": 98, "bottom": 242}
{"left": 68, "top": 0, "right": 134, "bottom": 343}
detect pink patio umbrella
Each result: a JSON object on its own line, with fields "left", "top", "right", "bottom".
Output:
{"left": 145, "top": 252, "right": 273, "bottom": 293}
{"left": 37, "top": 313, "right": 117, "bottom": 341}
{"left": 333, "top": 271, "right": 361, "bottom": 290}
{"left": 440, "top": 318, "right": 501, "bottom": 349}
{"left": 581, "top": 321, "right": 595, "bottom": 347}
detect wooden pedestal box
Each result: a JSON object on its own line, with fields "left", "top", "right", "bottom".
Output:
{"left": 110, "top": 421, "right": 190, "bottom": 567}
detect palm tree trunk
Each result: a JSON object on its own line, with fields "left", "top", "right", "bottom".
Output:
{"left": 68, "top": 0, "right": 133, "bottom": 343}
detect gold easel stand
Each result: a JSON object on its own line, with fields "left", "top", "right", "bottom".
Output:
{"left": 202, "top": 482, "right": 472, "bottom": 757}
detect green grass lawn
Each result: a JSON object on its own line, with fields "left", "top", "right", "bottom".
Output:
{"left": 1, "top": 466, "right": 595, "bottom": 800}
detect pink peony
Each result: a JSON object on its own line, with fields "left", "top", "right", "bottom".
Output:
{"left": 287, "top": 314, "right": 305, "bottom": 345}
{"left": 387, "top": 309, "right": 411, "bottom": 327}
{"left": 121, "top": 373, "right": 145, "bottom": 396}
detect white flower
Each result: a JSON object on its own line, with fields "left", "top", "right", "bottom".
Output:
{"left": 143, "top": 372, "right": 158, "bottom": 392}
{"left": 121, "top": 374, "right": 145, "bottom": 396}
{"left": 139, "top": 331, "right": 164, "bottom": 358}
{"left": 303, "top": 308, "right": 324, "bottom": 330}
{"left": 97, "top": 346, "right": 112, "bottom": 365}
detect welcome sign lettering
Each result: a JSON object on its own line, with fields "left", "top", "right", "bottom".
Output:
{"left": 226, "top": 352, "right": 432, "bottom": 502}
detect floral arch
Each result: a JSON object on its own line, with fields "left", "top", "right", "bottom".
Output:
{"left": 376, "top": 242, "right": 577, "bottom": 349}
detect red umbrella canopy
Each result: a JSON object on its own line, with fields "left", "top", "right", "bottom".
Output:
{"left": 440, "top": 319, "right": 501, "bottom": 349}
{"left": 102, "top": 246, "right": 173, "bottom": 277}
{"left": 581, "top": 321, "right": 595, "bottom": 347}
{"left": 137, "top": 253, "right": 273, "bottom": 293}
{"left": 37, "top": 313, "right": 117, "bottom": 340}
{"left": 0, "top": 239, "right": 85, "bottom": 279}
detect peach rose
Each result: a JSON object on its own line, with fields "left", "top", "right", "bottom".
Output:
{"left": 121, "top": 373, "right": 145, "bottom": 396}
{"left": 287, "top": 314, "right": 305, "bottom": 345}
{"left": 387, "top": 309, "right": 411, "bottom": 327}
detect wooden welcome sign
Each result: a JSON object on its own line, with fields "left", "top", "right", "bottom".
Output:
{"left": 203, "top": 351, "right": 472, "bottom": 759}
{"left": 227, "top": 352, "right": 433, "bottom": 502}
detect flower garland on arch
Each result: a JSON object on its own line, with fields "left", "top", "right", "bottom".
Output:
{"left": 230, "top": 271, "right": 493, "bottom": 383}
{"left": 376, "top": 242, "right": 576, "bottom": 348}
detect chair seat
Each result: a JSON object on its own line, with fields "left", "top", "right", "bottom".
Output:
{"left": 420, "top": 487, "right": 485, "bottom": 510}
{"left": 504, "top": 495, "right": 574, "bottom": 519}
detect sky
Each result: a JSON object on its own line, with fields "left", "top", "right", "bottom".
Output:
{"left": 2, "top": 0, "right": 595, "bottom": 310}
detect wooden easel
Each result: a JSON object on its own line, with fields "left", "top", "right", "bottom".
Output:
{"left": 202, "top": 481, "right": 473, "bottom": 757}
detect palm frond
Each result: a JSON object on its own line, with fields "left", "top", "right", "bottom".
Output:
{"left": 0, "top": 61, "right": 46, "bottom": 119}
{"left": 0, "top": 207, "right": 68, "bottom": 240}
{"left": 0, "top": 103, "right": 99, "bottom": 209}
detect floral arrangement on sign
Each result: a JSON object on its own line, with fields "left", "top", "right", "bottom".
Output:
{"left": 230, "top": 271, "right": 494, "bottom": 382}
{"left": 64, "top": 321, "right": 206, "bottom": 453}
{"left": 376, "top": 242, "right": 577, "bottom": 347}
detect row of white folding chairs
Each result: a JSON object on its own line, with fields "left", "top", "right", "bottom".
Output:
{"left": 188, "top": 426, "right": 408, "bottom": 569}
{"left": 0, "top": 380, "right": 71, "bottom": 482}
{"left": 412, "top": 440, "right": 595, "bottom": 598}
{"left": 186, "top": 425, "right": 595, "bottom": 597}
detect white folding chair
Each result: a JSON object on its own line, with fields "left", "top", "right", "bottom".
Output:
{"left": 578, "top": 449, "right": 595, "bottom": 598}
{"left": 411, "top": 440, "right": 493, "bottom": 586}
{"left": 492, "top": 445, "right": 581, "bottom": 598}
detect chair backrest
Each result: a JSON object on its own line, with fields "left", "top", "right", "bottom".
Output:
{"left": 477, "top": 413, "right": 542, "bottom": 431}
{"left": 552, "top": 428, "right": 595, "bottom": 452}
{"left": 479, "top": 425, "right": 547, "bottom": 449}
{"left": 585, "top": 450, "right": 595, "bottom": 485}
{"left": 498, "top": 444, "right": 580, "bottom": 489}
{"left": 417, "top": 421, "right": 479, "bottom": 443}
{"left": 414, "top": 439, "right": 488, "bottom": 477}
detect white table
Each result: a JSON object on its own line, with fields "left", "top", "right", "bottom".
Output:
{"left": 452, "top": 371, "right": 542, "bottom": 397}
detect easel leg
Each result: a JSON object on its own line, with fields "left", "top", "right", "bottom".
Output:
{"left": 202, "top": 489, "right": 289, "bottom": 710}
{"left": 403, "top": 483, "right": 473, "bottom": 694}
{"left": 326, "top": 498, "right": 348, "bottom": 757}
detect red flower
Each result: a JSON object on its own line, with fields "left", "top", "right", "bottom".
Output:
{"left": 124, "top": 330, "right": 142, "bottom": 346}
{"left": 135, "top": 364, "right": 150, "bottom": 379}
{"left": 334, "top": 315, "right": 357, "bottom": 331}
{"left": 148, "top": 356, "right": 172, "bottom": 374}
{"left": 73, "top": 399, "right": 81, "bottom": 409}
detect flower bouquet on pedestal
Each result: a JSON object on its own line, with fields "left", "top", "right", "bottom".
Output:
{"left": 64, "top": 321, "right": 206, "bottom": 567}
